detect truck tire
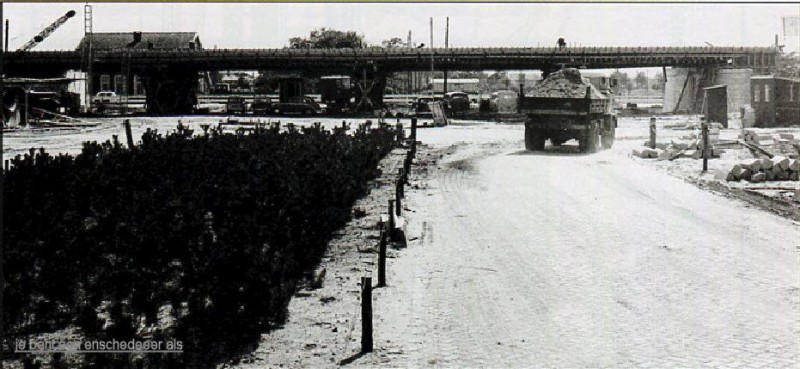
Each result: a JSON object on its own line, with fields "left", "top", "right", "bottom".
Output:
{"left": 524, "top": 125, "right": 535, "bottom": 151}
{"left": 525, "top": 126, "right": 545, "bottom": 151}
{"left": 601, "top": 117, "right": 616, "bottom": 149}
{"left": 579, "top": 123, "right": 599, "bottom": 153}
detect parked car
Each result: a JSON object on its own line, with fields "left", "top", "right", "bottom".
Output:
{"left": 226, "top": 96, "right": 247, "bottom": 115}
{"left": 490, "top": 90, "right": 518, "bottom": 113}
{"left": 251, "top": 97, "right": 273, "bottom": 115}
{"left": 93, "top": 91, "right": 119, "bottom": 104}
{"left": 443, "top": 91, "right": 471, "bottom": 115}
{"left": 273, "top": 96, "right": 324, "bottom": 115}
{"left": 411, "top": 96, "right": 445, "bottom": 118}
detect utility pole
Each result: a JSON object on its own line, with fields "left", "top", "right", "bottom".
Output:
{"left": 83, "top": 3, "right": 93, "bottom": 113}
{"left": 443, "top": 17, "right": 449, "bottom": 94}
{"left": 407, "top": 30, "right": 412, "bottom": 94}
{"left": 430, "top": 17, "right": 434, "bottom": 97}
{"left": 0, "top": 2, "right": 5, "bottom": 358}
{"left": 4, "top": 19, "right": 8, "bottom": 52}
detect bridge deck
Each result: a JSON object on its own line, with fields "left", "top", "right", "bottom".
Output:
{"left": 4, "top": 46, "right": 779, "bottom": 74}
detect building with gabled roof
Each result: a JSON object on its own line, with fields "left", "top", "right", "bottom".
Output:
{"left": 76, "top": 32, "right": 202, "bottom": 51}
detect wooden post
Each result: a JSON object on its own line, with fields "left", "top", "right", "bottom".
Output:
{"left": 398, "top": 168, "right": 405, "bottom": 197}
{"left": 378, "top": 228, "right": 387, "bottom": 287}
{"left": 395, "top": 122, "right": 404, "bottom": 142}
{"left": 123, "top": 119, "right": 134, "bottom": 149}
{"left": 649, "top": 117, "right": 656, "bottom": 149}
{"left": 4, "top": 160, "right": 8, "bottom": 172}
{"left": 702, "top": 121, "right": 709, "bottom": 172}
{"left": 395, "top": 181, "right": 402, "bottom": 217}
{"left": 388, "top": 199, "right": 395, "bottom": 233}
{"left": 361, "top": 277, "right": 373, "bottom": 353}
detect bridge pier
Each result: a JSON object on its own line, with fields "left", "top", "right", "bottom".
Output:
{"left": 663, "top": 67, "right": 754, "bottom": 114}
{"left": 142, "top": 65, "right": 198, "bottom": 115}
{"left": 353, "top": 68, "right": 386, "bottom": 112}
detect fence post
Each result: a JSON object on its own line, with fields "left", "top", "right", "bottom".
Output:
{"left": 378, "top": 228, "right": 387, "bottom": 287}
{"left": 410, "top": 118, "right": 417, "bottom": 154}
{"left": 649, "top": 117, "right": 656, "bottom": 149}
{"left": 395, "top": 180, "right": 402, "bottom": 217}
{"left": 398, "top": 168, "right": 405, "bottom": 197}
{"left": 702, "top": 121, "right": 709, "bottom": 172}
{"left": 361, "top": 277, "right": 373, "bottom": 353}
{"left": 123, "top": 119, "right": 134, "bottom": 149}
{"left": 4, "top": 159, "right": 8, "bottom": 172}
{"left": 388, "top": 200, "right": 395, "bottom": 236}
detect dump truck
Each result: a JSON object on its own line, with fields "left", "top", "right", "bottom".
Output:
{"left": 519, "top": 69, "right": 617, "bottom": 153}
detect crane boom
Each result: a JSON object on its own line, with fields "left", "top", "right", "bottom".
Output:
{"left": 18, "top": 10, "right": 76, "bottom": 51}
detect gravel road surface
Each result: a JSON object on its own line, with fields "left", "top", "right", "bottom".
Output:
{"left": 366, "top": 123, "right": 800, "bottom": 368}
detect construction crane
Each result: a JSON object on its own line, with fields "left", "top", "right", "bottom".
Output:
{"left": 18, "top": 10, "right": 76, "bottom": 51}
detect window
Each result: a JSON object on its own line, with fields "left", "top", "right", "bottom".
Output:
{"left": 100, "top": 74, "right": 111, "bottom": 91}
{"left": 133, "top": 75, "right": 144, "bottom": 95}
{"left": 114, "top": 75, "right": 126, "bottom": 95}
{"left": 764, "top": 85, "right": 770, "bottom": 103}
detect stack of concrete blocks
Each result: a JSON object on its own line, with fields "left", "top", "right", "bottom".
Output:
{"left": 726, "top": 157, "right": 800, "bottom": 182}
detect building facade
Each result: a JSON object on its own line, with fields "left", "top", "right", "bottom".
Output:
{"left": 76, "top": 32, "right": 203, "bottom": 96}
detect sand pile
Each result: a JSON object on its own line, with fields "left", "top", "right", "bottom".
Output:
{"left": 531, "top": 68, "right": 606, "bottom": 99}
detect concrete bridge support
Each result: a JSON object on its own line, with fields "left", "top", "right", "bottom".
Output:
{"left": 663, "top": 67, "right": 754, "bottom": 114}
{"left": 353, "top": 68, "right": 387, "bottom": 112}
{"left": 142, "top": 65, "right": 198, "bottom": 115}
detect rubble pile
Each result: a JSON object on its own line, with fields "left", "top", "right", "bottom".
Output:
{"left": 632, "top": 130, "right": 724, "bottom": 160}
{"left": 741, "top": 131, "right": 800, "bottom": 159}
{"left": 726, "top": 156, "right": 800, "bottom": 182}
{"left": 530, "top": 68, "right": 606, "bottom": 99}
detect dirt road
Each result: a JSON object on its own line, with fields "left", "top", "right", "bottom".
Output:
{"left": 364, "top": 124, "right": 800, "bottom": 368}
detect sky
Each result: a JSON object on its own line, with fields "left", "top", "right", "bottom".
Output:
{"left": 5, "top": 3, "right": 799, "bottom": 52}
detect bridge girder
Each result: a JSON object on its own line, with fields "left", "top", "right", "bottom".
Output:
{"left": 2, "top": 46, "right": 780, "bottom": 75}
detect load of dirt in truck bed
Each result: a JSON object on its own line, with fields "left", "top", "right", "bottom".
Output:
{"left": 530, "top": 68, "right": 606, "bottom": 99}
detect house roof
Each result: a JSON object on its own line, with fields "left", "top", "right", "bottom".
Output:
{"left": 76, "top": 32, "right": 201, "bottom": 51}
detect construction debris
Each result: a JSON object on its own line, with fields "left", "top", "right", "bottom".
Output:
{"left": 633, "top": 137, "right": 723, "bottom": 160}
{"left": 726, "top": 158, "right": 800, "bottom": 182}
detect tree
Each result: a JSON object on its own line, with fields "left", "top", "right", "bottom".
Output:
{"left": 381, "top": 37, "right": 406, "bottom": 48}
{"left": 610, "top": 70, "right": 632, "bottom": 94}
{"left": 634, "top": 71, "right": 648, "bottom": 91}
{"left": 651, "top": 72, "right": 665, "bottom": 91}
{"left": 289, "top": 28, "right": 365, "bottom": 49}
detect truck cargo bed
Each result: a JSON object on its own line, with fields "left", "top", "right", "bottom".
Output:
{"left": 519, "top": 96, "right": 609, "bottom": 115}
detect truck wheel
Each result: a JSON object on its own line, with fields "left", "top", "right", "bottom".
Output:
{"left": 580, "top": 124, "right": 599, "bottom": 153}
{"left": 525, "top": 126, "right": 545, "bottom": 151}
{"left": 525, "top": 125, "right": 535, "bottom": 151}
{"left": 601, "top": 117, "right": 616, "bottom": 149}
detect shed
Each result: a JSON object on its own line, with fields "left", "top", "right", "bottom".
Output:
{"left": 751, "top": 75, "right": 800, "bottom": 127}
{"left": 703, "top": 84, "right": 728, "bottom": 128}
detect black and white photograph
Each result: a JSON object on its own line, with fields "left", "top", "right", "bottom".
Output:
{"left": 1, "top": 2, "right": 799, "bottom": 368}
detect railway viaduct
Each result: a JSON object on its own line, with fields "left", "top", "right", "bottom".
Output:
{"left": 3, "top": 46, "right": 781, "bottom": 114}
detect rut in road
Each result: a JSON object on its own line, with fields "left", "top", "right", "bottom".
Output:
{"left": 367, "top": 140, "right": 800, "bottom": 368}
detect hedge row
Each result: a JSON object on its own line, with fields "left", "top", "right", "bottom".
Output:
{"left": 4, "top": 123, "right": 398, "bottom": 368}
